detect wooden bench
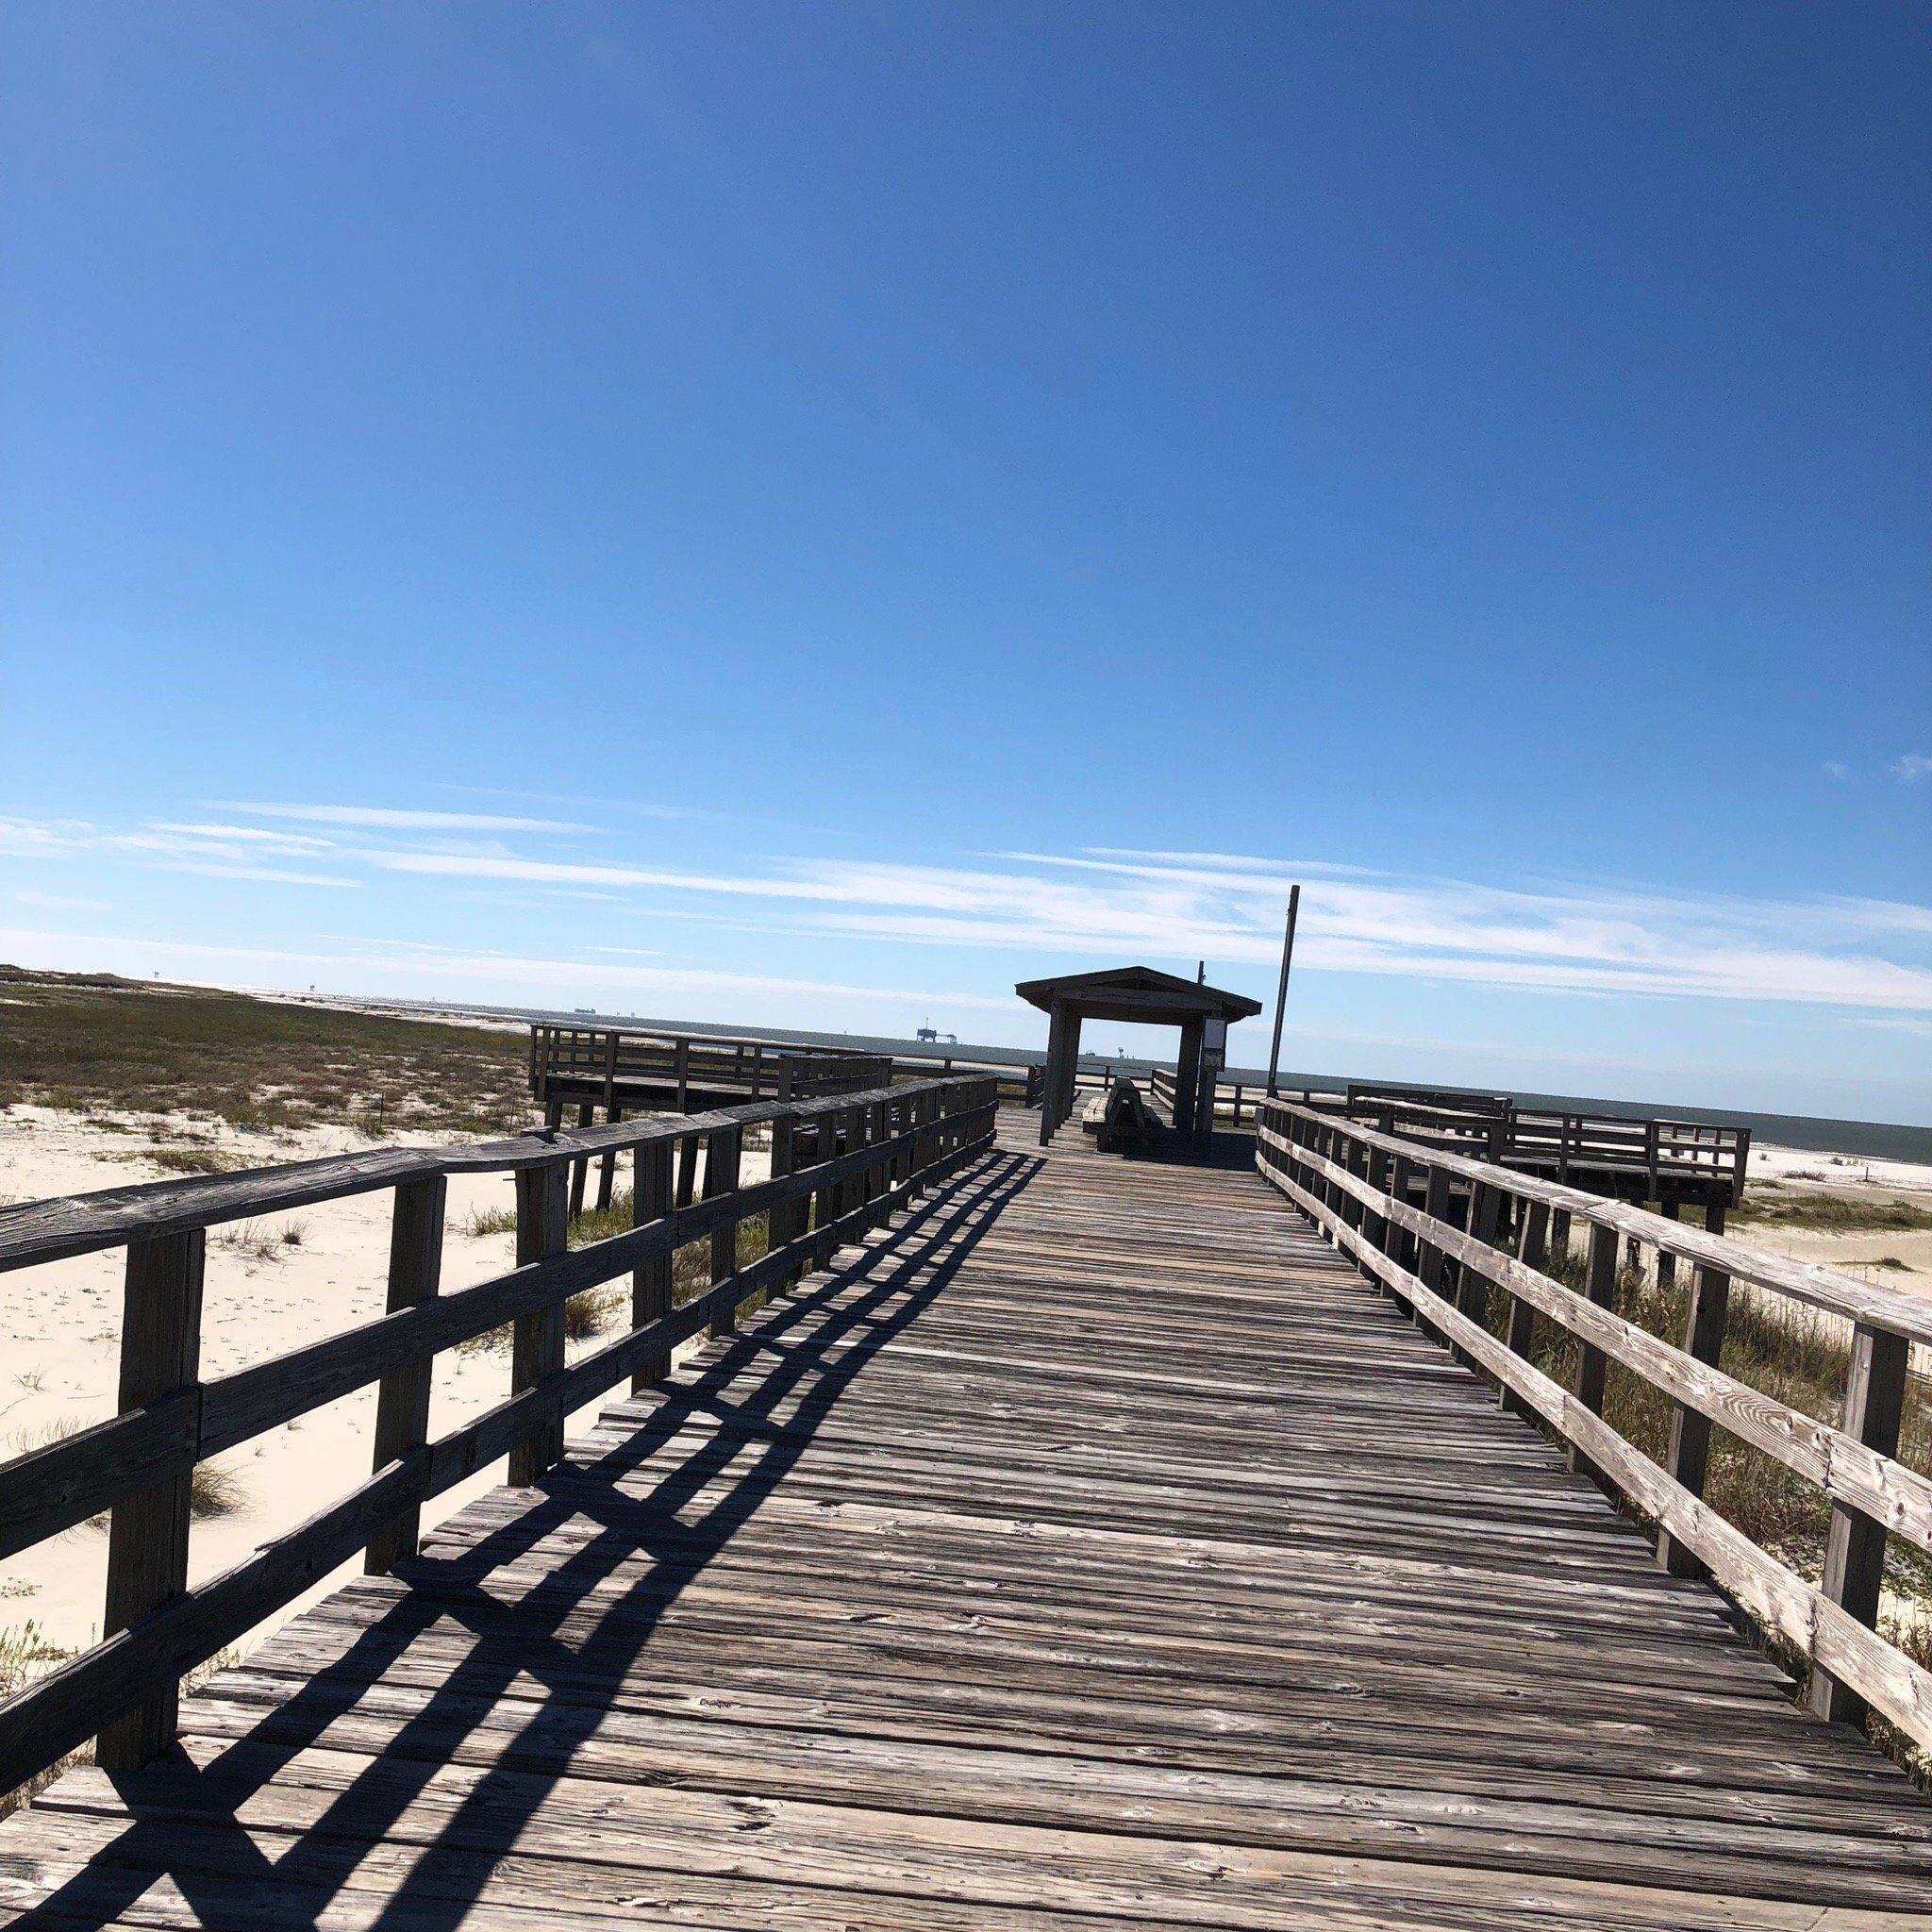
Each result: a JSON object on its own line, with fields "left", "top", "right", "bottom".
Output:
{"left": 1085, "top": 1078, "right": 1158, "bottom": 1152}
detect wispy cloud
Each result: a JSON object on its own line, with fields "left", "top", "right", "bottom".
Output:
{"left": 7, "top": 886, "right": 113, "bottom": 912}
{"left": 434, "top": 784, "right": 702, "bottom": 822}
{"left": 6, "top": 807, "right": 1928, "bottom": 1018}
{"left": 0, "top": 925, "right": 1012, "bottom": 1014}
{"left": 1892, "top": 754, "right": 1932, "bottom": 784}
{"left": 0, "top": 816, "right": 92, "bottom": 858}
{"left": 0, "top": 815, "right": 358, "bottom": 887}
{"left": 216, "top": 803, "right": 591, "bottom": 833}
{"left": 149, "top": 822, "right": 338, "bottom": 853}
{"left": 150, "top": 861, "right": 360, "bottom": 889}
{"left": 346, "top": 842, "right": 1932, "bottom": 1013}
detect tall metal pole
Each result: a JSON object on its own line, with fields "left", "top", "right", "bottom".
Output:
{"left": 1265, "top": 885, "right": 1300, "bottom": 1097}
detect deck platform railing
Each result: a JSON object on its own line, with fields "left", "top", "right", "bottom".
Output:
{"left": 1256, "top": 1095, "right": 1932, "bottom": 1752}
{"left": 1341, "top": 1084, "right": 1751, "bottom": 1208}
{"left": 0, "top": 1074, "right": 999, "bottom": 1801}
{"left": 529, "top": 1023, "right": 892, "bottom": 1111}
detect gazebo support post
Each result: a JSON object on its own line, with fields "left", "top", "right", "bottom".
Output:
{"left": 1058, "top": 1012, "right": 1083, "bottom": 1130}
{"left": 1174, "top": 1018, "right": 1204, "bottom": 1137}
{"left": 1039, "top": 1001, "right": 1069, "bottom": 1145}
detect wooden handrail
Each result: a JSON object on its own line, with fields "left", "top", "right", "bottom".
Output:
{"left": 527, "top": 1024, "right": 894, "bottom": 1108}
{"left": 1255, "top": 1097, "right": 1932, "bottom": 1748}
{"left": 0, "top": 1074, "right": 999, "bottom": 1798}
{"left": 1272, "top": 1100, "right": 1930, "bottom": 1345}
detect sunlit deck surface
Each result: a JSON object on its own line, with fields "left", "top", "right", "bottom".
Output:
{"left": 2, "top": 1109, "right": 1925, "bottom": 1931}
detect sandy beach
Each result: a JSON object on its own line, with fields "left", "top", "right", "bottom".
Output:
{"left": 0, "top": 1102, "right": 762, "bottom": 1661}
{"left": 1740, "top": 1140, "right": 1932, "bottom": 1301}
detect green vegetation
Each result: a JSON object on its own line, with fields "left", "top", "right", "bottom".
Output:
{"left": 0, "top": 965, "right": 536, "bottom": 1137}
{"left": 0, "top": 1624, "right": 237, "bottom": 1822}
{"left": 11, "top": 1419, "right": 249, "bottom": 1525}
{"left": 459, "top": 1185, "right": 775, "bottom": 1352}
{"left": 1734, "top": 1186, "right": 1932, "bottom": 1233}
{"left": 143, "top": 1144, "right": 246, "bottom": 1176}
{"left": 1474, "top": 1238, "right": 1932, "bottom": 1778}
{"left": 0, "top": 1621, "right": 72, "bottom": 1821}
{"left": 188, "top": 1461, "right": 248, "bottom": 1520}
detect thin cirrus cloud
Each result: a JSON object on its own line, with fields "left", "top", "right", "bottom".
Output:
{"left": 3, "top": 806, "right": 1928, "bottom": 1017}
{"left": 357, "top": 840, "right": 1932, "bottom": 1014}
{"left": 212, "top": 803, "right": 592, "bottom": 834}
{"left": 0, "top": 923, "right": 1016, "bottom": 1014}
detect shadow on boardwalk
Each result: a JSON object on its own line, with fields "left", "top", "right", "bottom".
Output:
{"left": 8, "top": 1148, "right": 1040, "bottom": 1932}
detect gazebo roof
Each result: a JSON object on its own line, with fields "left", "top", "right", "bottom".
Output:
{"left": 1014, "top": 964, "right": 1263, "bottom": 1026}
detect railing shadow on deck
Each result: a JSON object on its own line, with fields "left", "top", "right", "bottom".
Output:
{"left": 6, "top": 1147, "right": 1041, "bottom": 1932}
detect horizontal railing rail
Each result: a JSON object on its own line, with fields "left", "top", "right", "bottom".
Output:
{"left": 0, "top": 1074, "right": 999, "bottom": 1802}
{"left": 528, "top": 1023, "right": 893, "bottom": 1108}
{"left": 1255, "top": 1097, "right": 1932, "bottom": 1753}
{"left": 1340, "top": 1087, "right": 1751, "bottom": 1204}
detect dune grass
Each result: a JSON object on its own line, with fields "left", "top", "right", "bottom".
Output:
{"left": 458, "top": 1186, "right": 776, "bottom": 1354}
{"left": 0, "top": 1623, "right": 239, "bottom": 1822}
{"left": 0, "top": 964, "right": 535, "bottom": 1137}
{"left": 1733, "top": 1187, "right": 1932, "bottom": 1233}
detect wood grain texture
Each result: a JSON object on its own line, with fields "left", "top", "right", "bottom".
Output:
{"left": 1259, "top": 1120, "right": 1932, "bottom": 1755}
{"left": 2, "top": 1107, "right": 1925, "bottom": 1929}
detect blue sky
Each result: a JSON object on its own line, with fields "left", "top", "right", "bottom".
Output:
{"left": 2, "top": 3, "right": 1927, "bottom": 1123}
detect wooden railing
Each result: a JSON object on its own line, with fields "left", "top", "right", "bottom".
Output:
{"left": 1137, "top": 1065, "right": 1332, "bottom": 1127}
{"left": 0, "top": 1074, "right": 999, "bottom": 1801}
{"left": 1256, "top": 1097, "right": 1932, "bottom": 1752}
{"left": 1341, "top": 1085, "right": 1751, "bottom": 1205}
{"left": 528, "top": 1024, "right": 892, "bottom": 1108}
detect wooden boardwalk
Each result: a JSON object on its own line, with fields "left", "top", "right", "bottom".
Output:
{"left": 4, "top": 1111, "right": 1928, "bottom": 1930}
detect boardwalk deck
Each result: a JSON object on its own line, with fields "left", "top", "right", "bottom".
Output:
{"left": 3, "top": 1111, "right": 1927, "bottom": 1929}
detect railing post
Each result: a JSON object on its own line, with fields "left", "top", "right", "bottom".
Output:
{"left": 596, "top": 1107, "right": 623, "bottom": 1214}
{"left": 1807, "top": 1322, "right": 1910, "bottom": 1729}
{"left": 908, "top": 1089, "right": 933, "bottom": 1190}
{"left": 1500, "top": 1197, "right": 1546, "bottom": 1419}
{"left": 1656, "top": 1196, "right": 1729, "bottom": 1574}
{"left": 568, "top": 1102, "right": 594, "bottom": 1218}
{"left": 595, "top": 1032, "right": 620, "bottom": 1208}
{"left": 1388, "top": 1154, "right": 1417, "bottom": 1274}
{"left": 1568, "top": 1222, "right": 1621, "bottom": 1488}
{"left": 813, "top": 1108, "right": 845, "bottom": 1262}
{"left": 508, "top": 1161, "right": 569, "bottom": 1486}
{"left": 1656, "top": 1197, "right": 1681, "bottom": 1291}
{"left": 1457, "top": 1180, "right": 1500, "bottom": 1341}
{"left": 96, "top": 1229, "right": 206, "bottom": 1774}
{"left": 868, "top": 1097, "right": 892, "bottom": 1227}
{"left": 706, "top": 1124, "right": 744, "bottom": 1340}
{"left": 631, "top": 1140, "right": 675, "bottom": 1392}
{"left": 1360, "top": 1141, "right": 1393, "bottom": 1269}
{"left": 1412, "top": 1165, "right": 1454, "bottom": 1342}
{"left": 675, "top": 1038, "right": 691, "bottom": 1113}
{"left": 768, "top": 1110, "right": 801, "bottom": 1291}
{"left": 365, "top": 1174, "right": 446, "bottom": 1574}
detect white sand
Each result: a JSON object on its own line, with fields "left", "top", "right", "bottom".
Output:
{"left": 0, "top": 1104, "right": 762, "bottom": 1662}
{"left": 1732, "top": 1141, "right": 1932, "bottom": 1306}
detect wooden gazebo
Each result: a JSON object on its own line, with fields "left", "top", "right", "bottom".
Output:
{"left": 1017, "top": 965, "right": 1262, "bottom": 1150}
